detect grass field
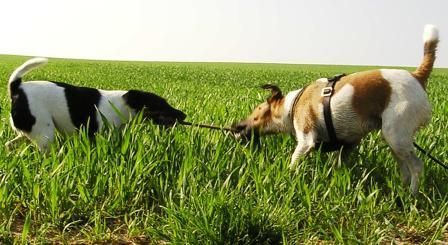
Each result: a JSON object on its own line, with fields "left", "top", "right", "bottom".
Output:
{"left": 0, "top": 55, "right": 448, "bottom": 243}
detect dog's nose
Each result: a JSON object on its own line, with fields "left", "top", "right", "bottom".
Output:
{"left": 176, "top": 110, "right": 187, "bottom": 121}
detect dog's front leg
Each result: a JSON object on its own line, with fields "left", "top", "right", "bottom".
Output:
{"left": 28, "top": 128, "right": 55, "bottom": 155}
{"left": 289, "top": 131, "right": 315, "bottom": 168}
{"left": 35, "top": 135, "right": 53, "bottom": 155}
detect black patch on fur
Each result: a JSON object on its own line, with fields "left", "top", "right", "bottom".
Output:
{"left": 52, "top": 81, "right": 101, "bottom": 136}
{"left": 9, "top": 78, "right": 22, "bottom": 96}
{"left": 122, "top": 90, "right": 186, "bottom": 125}
{"left": 10, "top": 78, "right": 36, "bottom": 132}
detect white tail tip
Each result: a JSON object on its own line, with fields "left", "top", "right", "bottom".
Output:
{"left": 25, "top": 57, "right": 49, "bottom": 66}
{"left": 8, "top": 57, "right": 49, "bottom": 84}
{"left": 423, "top": 24, "right": 439, "bottom": 43}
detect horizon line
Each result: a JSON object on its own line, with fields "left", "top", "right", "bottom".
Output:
{"left": 1, "top": 52, "right": 446, "bottom": 69}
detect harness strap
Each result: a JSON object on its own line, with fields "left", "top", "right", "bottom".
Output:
{"left": 322, "top": 74, "right": 346, "bottom": 147}
{"left": 289, "top": 86, "right": 308, "bottom": 120}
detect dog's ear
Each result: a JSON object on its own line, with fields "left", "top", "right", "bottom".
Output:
{"left": 261, "top": 84, "right": 283, "bottom": 102}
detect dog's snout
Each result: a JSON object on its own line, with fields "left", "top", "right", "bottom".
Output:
{"left": 177, "top": 110, "right": 187, "bottom": 121}
{"left": 236, "top": 124, "right": 247, "bottom": 132}
{"left": 232, "top": 122, "right": 247, "bottom": 132}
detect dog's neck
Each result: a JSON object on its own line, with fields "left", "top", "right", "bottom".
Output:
{"left": 273, "top": 89, "right": 302, "bottom": 134}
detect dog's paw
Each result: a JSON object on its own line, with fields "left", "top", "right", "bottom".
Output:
{"left": 289, "top": 161, "right": 298, "bottom": 170}
{"left": 5, "top": 142, "right": 14, "bottom": 152}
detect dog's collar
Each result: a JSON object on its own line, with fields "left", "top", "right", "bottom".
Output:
{"left": 286, "top": 86, "right": 307, "bottom": 124}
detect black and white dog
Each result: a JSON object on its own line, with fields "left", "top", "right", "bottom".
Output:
{"left": 6, "top": 58, "right": 186, "bottom": 152}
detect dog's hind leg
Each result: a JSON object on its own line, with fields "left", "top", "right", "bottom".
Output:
{"left": 382, "top": 121, "right": 424, "bottom": 194}
{"left": 380, "top": 70, "right": 431, "bottom": 194}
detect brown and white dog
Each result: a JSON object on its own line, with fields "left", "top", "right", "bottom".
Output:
{"left": 232, "top": 25, "right": 439, "bottom": 194}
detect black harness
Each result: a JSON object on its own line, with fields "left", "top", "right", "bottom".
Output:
{"left": 289, "top": 74, "right": 347, "bottom": 152}
{"left": 320, "top": 73, "right": 346, "bottom": 152}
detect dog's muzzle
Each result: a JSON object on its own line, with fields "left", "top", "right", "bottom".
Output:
{"left": 231, "top": 122, "right": 261, "bottom": 146}
{"left": 149, "top": 109, "right": 187, "bottom": 127}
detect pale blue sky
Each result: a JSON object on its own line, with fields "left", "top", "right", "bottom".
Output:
{"left": 1, "top": 0, "right": 447, "bottom": 67}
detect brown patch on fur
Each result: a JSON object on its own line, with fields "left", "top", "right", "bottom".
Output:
{"left": 345, "top": 70, "right": 392, "bottom": 122}
{"left": 261, "top": 105, "right": 272, "bottom": 123}
{"left": 413, "top": 39, "right": 438, "bottom": 90}
{"left": 270, "top": 97, "right": 285, "bottom": 119}
{"left": 291, "top": 83, "right": 324, "bottom": 134}
{"left": 259, "top": 97, "right": 287, "bottom": 132}
{"left": 303, "top": 105, "right": 317, "bottom": 133}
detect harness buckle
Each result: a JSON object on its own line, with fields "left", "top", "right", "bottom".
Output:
{"left": 321, "top": 87, "right": 333, "bottom": 97}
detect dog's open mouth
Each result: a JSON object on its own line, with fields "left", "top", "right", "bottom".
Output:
{"left": 231, "top": 124, "right": 261, "bottom": 146}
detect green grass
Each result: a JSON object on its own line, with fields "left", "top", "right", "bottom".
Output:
{"left": 0, "top": 55, "right": 448, "bottom": 243}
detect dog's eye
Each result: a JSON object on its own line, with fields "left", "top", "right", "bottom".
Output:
{"left": 254, "top": 117, "right": 259, "bottom": 121}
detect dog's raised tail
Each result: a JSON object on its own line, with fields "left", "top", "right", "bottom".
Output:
{"left": 8, "top": 57, "right": 48, "bottom": 96}
{"left": 413, "top": 25, "right": 439, "bottom": 89}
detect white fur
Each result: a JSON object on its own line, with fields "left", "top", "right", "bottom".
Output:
{"left": 423, "top": 24, "right": 439, "bottom": 43}
{"left": 380, "top": 69, "right": 431, "bottom": 193}
{"left": 96, "top": 90, "right": 134, "bottom": 129}
{"left": 328, "top": 83, "right": 379, "bottom": 143}
{"left": 282, "top": 89, "right": 302, "bottom": 133}
{"left": 284, "top": 89, "right": 302, "bottom": 114}
{"left": 290, "top": 130, "right": 315, "bottom": 168}
{"left": 316, "top": 78, "right": 328, "bottom": 84}
{"left": 380, "top": 69, "right": 431, "bottom": 126}
{"left": 22, "top": 81, "right": 74, "bottom": 134}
